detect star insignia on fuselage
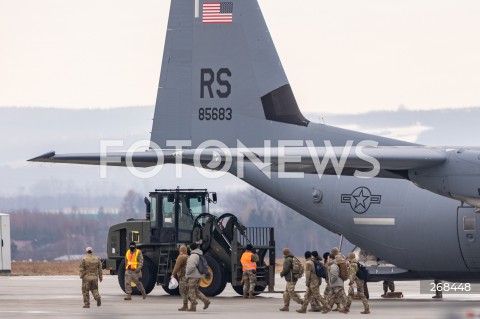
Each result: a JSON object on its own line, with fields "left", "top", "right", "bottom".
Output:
{"left": 341, "top": 187, "right": 381, "bottom": 214}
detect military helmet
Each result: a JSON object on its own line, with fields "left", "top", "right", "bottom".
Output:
{"left": 331, "top": 247, "right": 340, "bottom": 256}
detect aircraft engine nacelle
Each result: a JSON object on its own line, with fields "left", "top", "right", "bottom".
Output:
{"left": 409, "top": 149, "right": 480, "bottom": 208}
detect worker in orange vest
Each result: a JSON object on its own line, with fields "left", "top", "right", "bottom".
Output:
{"left": 124, "top": 241, "right": 146, "bottom": 300}
{"left": 240, "top": 244, "right": 259, "bottom": 299}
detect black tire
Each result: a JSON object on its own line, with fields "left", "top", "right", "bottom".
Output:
{"left": 254, "top": 284, "right": 266, "bottom": 295}
{"left": 232, "top": 284, "right": 243, "bottom": 295}
{"left": 232, "top": 283, "right": 266, "bottom": 296}
{"left": 198, "top": 255, "right": 227, "bottom": 297}
{"left": 117, "top": 257, "right": 157, "bottom": 295}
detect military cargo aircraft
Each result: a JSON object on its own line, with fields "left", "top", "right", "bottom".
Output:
{"left": 30, "top": 0, "right": 480, "bottom": 282}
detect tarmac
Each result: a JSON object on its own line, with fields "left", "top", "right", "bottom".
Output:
{"left": 0, "top": 274, "right": 479, "bottom": 319}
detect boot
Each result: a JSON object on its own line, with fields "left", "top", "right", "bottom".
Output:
{"left": 361, "top": 308, "right": 370, "bottom": 314}
{"left": 249, "top": 291, "right": 255, "bottom": 299}
{"left": 279, "top": 306, "right": 289, "bottom": 312}
{"left": 321, "top": 306, "right": 331, "bottom": 314}
{"left": 83, "top": 304, "right": 90, "bottom": 308}
{"left": 339, "top": 308, "right": 349, "bottom": 314}
{"left": 187, "top": 303, "right": 197, "bottom": 312}
{"left": 96, "top": 297, "right": 101, "bottom": 307}
{"left": 321, "top": 308, "right": 331, "bottom": 314}
{"left": 243, "top": 292, "right": 248, "bottom": 299}
{"left": 141, "top": 290, "right": 147, "bottom": 299}
{"left": 124, "top": 294, "right": 132, "bottom": 300}
{"left": 203, "top": 300, "right": 211, "bottom": 309}
{"left": 296, "top": 309, "right": 306, "bottom": 314}
{"left": 178, "top": 302, "right": 188, "bottom": 311}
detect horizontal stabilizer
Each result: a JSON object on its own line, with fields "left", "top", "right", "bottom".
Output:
{"left": 28, "top": 146, "right": 446, "bottom": 175}
{"left": 28, "top": 150, "right": 177, "bottom": 167}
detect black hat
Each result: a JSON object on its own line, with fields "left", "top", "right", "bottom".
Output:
{"left": 311, "top": 251, "right": 319, "bottom": 258}
{"left": 129, "top": 241, "right": 137, "bottom": 248}
{"left": 190, "top": 243, "right": 198, "bottom": 250}
{"left": 246, "top": 244, "right": 253, "bottom": 251}
{"left": 323, "top": 252, "right": 330, "bottom": 261}
{"left": 304, "top": 251, "right": 312, "bottom": 259}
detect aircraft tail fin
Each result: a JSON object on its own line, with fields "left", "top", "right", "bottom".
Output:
{"left": 150, "top": 0, "right": 309, "bottom": 149}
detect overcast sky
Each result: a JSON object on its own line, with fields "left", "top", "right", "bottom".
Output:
{"left": 1, "top": 0, "right": 480, "bottom": 114}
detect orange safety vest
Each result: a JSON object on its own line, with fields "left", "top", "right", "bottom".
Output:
{"left": 241, "top": 251, "right": 257, "bottom": 271}
{"left": 126, "top": 249, "right": 140, "bottom": 270}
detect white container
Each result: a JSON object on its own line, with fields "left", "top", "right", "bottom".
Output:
{"left": 0, "top": 214, "right": 11, "bottom": 274}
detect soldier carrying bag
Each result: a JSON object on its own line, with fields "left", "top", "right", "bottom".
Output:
{"left": 356, "top": 262, "right": 369, "bottom": 281}
{"left": 314, "top": 259, "right": 327, "bottom": 279}
{"left": 193, "top": 253, "right": 209, "bottom": 275}
{"left": 336, "top": 258, "right": 349, "bottom": 281}
{"left": 291, "top": 257, "right": 304, "bottom": 279}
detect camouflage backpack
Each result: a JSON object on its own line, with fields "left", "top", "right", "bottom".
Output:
{"left": 336, "top": 258, "right": 349, "bottom": 281}
{"left": 291, "top": 257, "right": 304, "bottom": 279}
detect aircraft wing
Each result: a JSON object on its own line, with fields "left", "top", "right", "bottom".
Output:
{"left": 28, "top": 150, "right": 175, "bottom": 167}
{"left": 29, "top": 146, "right": 446, "bottom": 172}
{"left": 31, "top": 146, "right": 480, "bottom": 207}
{"left": 179, "top": 146, "right": 447, "bottom": 177}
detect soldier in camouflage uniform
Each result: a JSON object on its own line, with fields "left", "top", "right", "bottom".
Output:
{"left": 172, "top": 245, "right": 189, "bottom": 311}
{"left": 296, "top": 251, "right": 330, "bottom": 314}
{"left": 308, "top": 251, "right": 323, "bottom": 312}
{"left": 240, "top": 244, "right": 259, "bottom": 299}
{"left": 326, "top": 254, "right": 348, "bottom": 314}
{"left": 124, "top": 241, "right": 146, "bottom": 300}
{"left": 322, "top": 252, "right": 339, "bottom": 311}
{"left": 279, "top": 248, "right": 303, "bottom": 312}
{"left": 345, "top": 252, "right": 370, "bottom": 314}
{"left": 79, "top": 246, "right": 102, "bottom": 308}
{"left": 185, "top": 243, "right": 210, "bottom": 312}
{"left": 329, "top": 247, "right": 346, "bottom": 311}
{"left": 382, "top": 280, "right": 395, "bottom": 297}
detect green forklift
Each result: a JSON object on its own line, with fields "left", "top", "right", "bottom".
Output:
{"left": 105, "top": 188, "right": 276, "bottom": 296}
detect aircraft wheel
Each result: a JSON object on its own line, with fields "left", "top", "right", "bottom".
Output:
{"left": 118, "top": 257, "right": 156, "bottom": 295}
{"left": 198, "top": 255, "right": 227, "bottom": 297}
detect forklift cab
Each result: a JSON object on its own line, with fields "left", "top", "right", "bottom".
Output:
{"left": 147, "top": 189, "right": 215, "bottom": 244}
